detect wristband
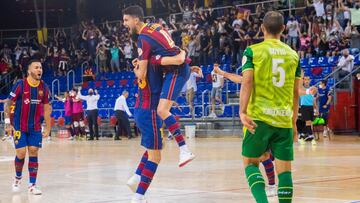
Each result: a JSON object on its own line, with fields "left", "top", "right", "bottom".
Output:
{"left": 306, "top": 89, "right": 310, "bottom": 95}
{"left": 5, "top": 118, "right": 10, "bottom": 124}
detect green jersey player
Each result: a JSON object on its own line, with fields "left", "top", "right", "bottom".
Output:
{"left": 240, "top": 11, "right": 301, "bottom": 203}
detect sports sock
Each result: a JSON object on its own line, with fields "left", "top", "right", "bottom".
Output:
{"left": 135, "top": 151, "right": 148, "bottom": 176}
{"left": 15, "top": 156, "right": 25, "bottom": 179}
{"left": 164, "top": 115, "right": 185, "bottom": 147}
{"left": 28, "top": 157, "right": 38, "bottom": 185}
{"left": 261, "top": 158, "right": 275, "bottom": 185}
{"left": 278, "top": 171, "right": 293, "bottom": 203}
{"left": 245, "top": 165, "right": 268, "bottom": 203}
{"left": 136, "top": 160, "right": 158, "bottom": 195}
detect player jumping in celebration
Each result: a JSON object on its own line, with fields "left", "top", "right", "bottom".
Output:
{"left": 123, "top": 5, "right": 195, "bottom": 167}
{"left": 4, "top": 59, "right": 52, "bottom": 195}
{"left": 240, "top": 11, "right": 300, "bottom": 202}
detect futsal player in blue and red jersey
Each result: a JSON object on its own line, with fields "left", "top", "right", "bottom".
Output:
{"left": 4, "top": 59, "right": 52, "bottom": 195}
{"left": 123, "top": 6, "right": 195, "bottom": 169}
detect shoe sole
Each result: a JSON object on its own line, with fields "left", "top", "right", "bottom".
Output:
{"left": 179, "top": 155, "right": 196, "bottom": 167}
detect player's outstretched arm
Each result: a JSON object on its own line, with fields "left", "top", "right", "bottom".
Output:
{"left": 214, "top": 65, "right": 242, "bottom": 84}
{"left": 43, "top": 103, "right": 52, "bottom": 137}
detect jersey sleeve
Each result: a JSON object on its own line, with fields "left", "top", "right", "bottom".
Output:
{"left": 137, "top": 36, "right": 151, "bottom": 61}
{"left": 295, "top": 58, "right": 301, "bottom": 78}
{"left": 241, "top": 47, "right": 254, "bottom": 73}
{"left": 8, "top": 80, "right": 22, "bottom": 102}
{"left": 42, "top": 84, "right": 52, "bottom": 105}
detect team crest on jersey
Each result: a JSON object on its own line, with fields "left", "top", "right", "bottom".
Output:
{"left": 38, "top": 90, "right": 44, "bottom": 97}
{"left": 138, "top": 48, "right": 143, "bottom": 57}
{"left": 24, "top": 99, "right": 30, "bottom": 105}
{"left": 242, "top": 56, "right": 247, "bottom": 65}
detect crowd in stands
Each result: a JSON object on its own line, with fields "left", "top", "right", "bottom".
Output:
{"left": 0, "top": 0, "right": 359, "bottom": 80}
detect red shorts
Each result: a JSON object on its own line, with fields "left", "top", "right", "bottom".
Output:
{"left": 72, "top": 112, "right": 84, "bottom": 122}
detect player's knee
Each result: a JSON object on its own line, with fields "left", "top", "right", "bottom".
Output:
{"left": 157, "top": 107, "right": 167, "bottom": 118}
{"left": 305, "top": 120, "right": 312, "bottom": 126}
{"left": 16, "top": 149, "right": 26, "bottom": 159}
{"left": 28, "top": 147, "right": 39, "bottom": 157}
{"left": 148, "top": 150, "right": 161, "bottom": 164}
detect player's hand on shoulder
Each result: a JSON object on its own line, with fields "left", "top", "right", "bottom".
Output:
{"left": 240, "top": 113, "right": 257, "bottom": 134}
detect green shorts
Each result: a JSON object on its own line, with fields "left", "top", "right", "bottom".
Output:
{"left": 242, "top": 120, "right": 294, "bottom": 161}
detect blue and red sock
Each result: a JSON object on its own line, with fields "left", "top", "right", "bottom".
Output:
{"left": 135, "top": 151, "right": 148, "bottom": 176}
{"left": 15, "top": 156, "right": 24, "bottom": 179}
{"left": 136, "top": 160, "right": 158, "bottom": 195}
{"left": 164, "top": 115, "right": 185, "bottom": 147}
{"left": 262, "top": 158, "right": 275, "bottom": 185}
{"left": 28, "top": 157, "right": 38, "bottom": 185}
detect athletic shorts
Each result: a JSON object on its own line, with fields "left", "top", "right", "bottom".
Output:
{"left": 160, "top": 64, "right": 190, "bottom": 101}
{"left": 72, "top": 112, "right": 84, "bottom": 122}
{"left": 211, "top": 87, "right": 222, "bottom": 99}
{"left": 13, "top": 129, "right": 42, "bottom": 149}
{"left": 319, "top": 112, "right": 329, "bottom": 125}
{"left": 65, "top": 116, "right": 72, "bottom": 125}
{"left": 300, "top": 106, "right": 314, "bottom": 121}
{"left": 134, "top": 108, "right": 163, "bottom": 150}
{"left": 242, "top": 120, "right": 294, "bottom": 161}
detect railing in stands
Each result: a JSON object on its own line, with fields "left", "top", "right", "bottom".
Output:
{"left": 67, "top": 69, "right": 75, "bottom": 91}
{"left": 201, "top": 89, "right": 210, "bottom": 118}
{"left": 0, "top": 69, "right": 18, "bottom": 94}
{"left": 51, "top": 79, "right": 60, "bottom": 100}
{"left": 81, "top": 61, "right": 89, "bottom": 84}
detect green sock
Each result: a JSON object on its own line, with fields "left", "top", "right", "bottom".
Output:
{"left": 278, "top": 171, "right": 293, "bottom": 203}
{"left": 245, "top": 165, "right": 268, "bottom": 203}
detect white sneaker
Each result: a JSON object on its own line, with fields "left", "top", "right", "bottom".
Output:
{"left": 179, "top": 149, "right": 195, "bottom": 167}
{"left": 266, "top": 185, "right": 277, "bottom": 197}
{"left": 12, "top": 178, "right": 21, "bottom": 192}
{"left": 311, "top": 139, "right": 317, "bottom": 145}
{"left": 209, "top": 112, "right": 217, "bottom": 118}
{"left": 68, "top": 136, "right": 74, "bottom": 140}
{"left": 323, "top": 130, "right": 328, "bottom": 138}
{"left": 131, "top": 194, "right": 147, "bottom": 203}
{"left": 126, "top": 174, "right": 141, "bottom": 193}
{"left": 28, "top": 184, "right": 42, "bottom": 195}
{"left": 298, "top": 138, "right": 305, "bottom": 145}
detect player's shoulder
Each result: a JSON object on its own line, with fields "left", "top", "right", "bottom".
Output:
{"left": 14, "top": 78, "right": 24, "bottom": 87}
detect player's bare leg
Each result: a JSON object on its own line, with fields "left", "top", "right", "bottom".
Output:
{"left": 157, "top": 99, "right": 195, "bottom": 167}
{"left": 28, "top": 146, "right": 42, "bottom": 195}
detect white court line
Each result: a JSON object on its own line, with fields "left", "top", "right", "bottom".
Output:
{"left": 0, "top": 156, "right": 13, "bottom": 162}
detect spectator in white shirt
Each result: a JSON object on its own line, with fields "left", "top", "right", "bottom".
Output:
{"left": 209, "top": 64, "right": 224, "bottom": 118}
{"left": 124, "top": 41, "right": 133, "bottom": 71}
{"left": 77, "top": 87, "right": 100, "bottom": 140}
{"left": 286, "top": 16, "right": 301, "bottom": 50}
{"left": 337, "top": 49, "right": 354, "bottom": 87}
{"left": 308, "top": 0, "right": 325, "bottom": 17}
{"left": 186, "top": 66, "right": 203, "bottom": 117}
{"left": 114, "top": 90, "right": 133, "bottom": 140}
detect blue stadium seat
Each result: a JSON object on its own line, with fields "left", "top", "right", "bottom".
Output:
{"left": 317, "top": 57, "right": 329, "bottom": 67}
{"left": 98, "top": 109, "right": 109, "bottom": 119}
{"left": 328, "top": 56, "right": 339, "bottom": 65}
{"left": 354, "top": 54, "right": 360, "bottom": 65}
{"left": 176, "top": 96, "right": 187, "bottom": 105}
{"left": 51, "top": 111, "right": 61, "bottom": 119}
{"left": 308, "top": 57, "right": 318, "bottom": 67}
{"left": 300, "top": 58, "right": 309, "bottom": 68}
{"left": 350, "top": 48, "right": 359, "bottom": 55}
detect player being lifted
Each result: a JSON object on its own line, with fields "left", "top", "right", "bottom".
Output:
{"left": 4, "top": 59, "right": 52, "bottom": 195}
{"left": 123, "top": 5, "right": 195, "bottom": 167}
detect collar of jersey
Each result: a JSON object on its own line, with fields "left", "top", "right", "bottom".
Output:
{"left": 139, "top": 23, "right": 147, "bottom": 33}
{"left": 27, "top": 77, "right": 40, "bottom": 87}
{"left": 265, "top": 38, "right": 281, "bottom": 42}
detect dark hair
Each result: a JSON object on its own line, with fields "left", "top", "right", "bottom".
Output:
{"left": 263, "top": 11, "right": 284, "bottom": 35}
{"left": 122, "top": 5, "right": 144, "bottom": 21}
{"left": 27, "top": 58, "right": 41, "bottom": 69}
{"left": 320, "top": 80, "right": 327, "bottom": 86}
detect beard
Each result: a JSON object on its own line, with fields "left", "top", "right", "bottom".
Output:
{"left": 30, "top": 72, "right": 41, "bottom": 80}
